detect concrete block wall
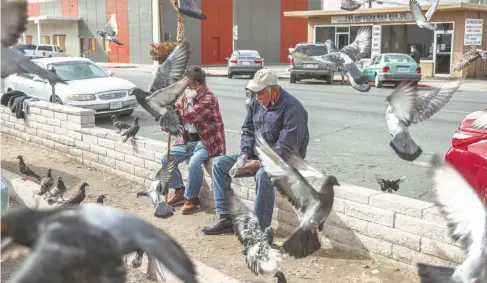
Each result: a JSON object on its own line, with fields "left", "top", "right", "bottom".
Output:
{"left": 0, "top": 101, "right": 464, "bottom": 269}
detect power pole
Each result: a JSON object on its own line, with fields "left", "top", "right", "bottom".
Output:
{"left": 233, "top": 0, "right": 237, "bottom": 50}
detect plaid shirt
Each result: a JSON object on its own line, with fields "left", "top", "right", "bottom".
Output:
{"left": 173, "top": 85, "right": 226, "bottom": 158}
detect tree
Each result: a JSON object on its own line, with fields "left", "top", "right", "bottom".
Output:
{"left": 172, "top": 0, "right": 184, "bottom": 44}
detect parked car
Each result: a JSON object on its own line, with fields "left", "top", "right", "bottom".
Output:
{"left": 1, "top": 177, "right": 9, "bottom": 215}
{"left": 11, "top": 44, "right": 37, "bottom": 55}
{"left": 363, "top": 53, "right": 421, "bottom": 88}
{"left": 25, "top": 44, "right": 67, "bottom": 58}
{"left": 226, "top": 50, "right": 264, "bottom": 78}
{"left": 445, "top": 109, "right": 487, "bottom": 203}
{"left": 289, "top": 42, "right": 335, "bottom": 84}
{"left": 3, "top": 57, "right": 139, "bottom": 117}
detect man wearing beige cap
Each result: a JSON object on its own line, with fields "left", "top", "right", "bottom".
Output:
{"left": 203, "top": 68, "right": 310, "bottom": 235}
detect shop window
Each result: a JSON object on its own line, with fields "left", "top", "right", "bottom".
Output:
{"left": 381, "top": 25, "right": 434, "bottom": 60}
{"left": 315, "top": 27, "right": 336, "bottom": 45}
{"left": 52, "top": 35, "right": 66, "bottom": 52}
{"left": 88, "top": 37, "right": 97, "bottom": 51}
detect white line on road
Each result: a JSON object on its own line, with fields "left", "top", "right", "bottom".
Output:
{"left": 304, "top": 97, "right": 354, "bottom": 103}
{"left": 225, "top": 129, "right": 241, "bottom": 134}
{"left": 441, "top": 110, "right": 470, "bottom": 114}
{"left": 410, "top": 161, "right": 432, "bottom": 168}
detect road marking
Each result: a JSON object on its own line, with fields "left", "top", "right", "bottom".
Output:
{"left": 411, "top": 161, "right": 432, "bottom": 168}
{"left": 304, "top": 97, "right": 354, "bottom": 103}
{"left": 225, "top": 129, "right": 241, "bottom": 134}
{"left": 441, "top": 110, "right": 470, "bottom": 114}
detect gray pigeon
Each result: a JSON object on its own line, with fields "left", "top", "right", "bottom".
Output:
{"left": 96, "top": 13, "right": 123, "bottom": 45}
{"left": 340, "top": 0, "right": 365, "bottom": 11}
{"left": 229, "top": 196, "right": 282, "bottom": 275}
{"left": 111, "top": 115, "right": 131, "bottom": 133}
{"left": 39, "top": 169, "right": 54, "bottom": 196}
{"left": 97, "top": 194, "right": 106, "bottom": 204}
{"left": 255, "top": 133, "right": 339, "bottom": 258}
{"left": 130, "top": 39, "right": 191, "bottom": 136}
{"left": 1, "top": 0, "right": 66, "bottom": 85}
{"left": 416, "top": 154, "right": 487, "bottom": 283}
{"left": 17, "top": 155, "right": 41, "bottom": 181}
{"left": 385, "top": 80, "right": 461, "bottom": 161}
{"left": 471, "top": 113, "right": 487, "bottom": 130}
{"left": 374, "top": 174, "right": 406, "bottom": 193}
{"left": 175, "top": 0, "right": 207, "bottom": 20}
{"left": 61, "top": 182, "right": 88, "bottom": 206}
{"left": 453, "top": 47, "right": 486, "bottom": 72}
{"left": 46, "top": 176, "right": 67, "bottom": 204}
{"left": 409, "top": 0, "right": 440, "bottom": 30}
{"left": 274, "top": 271, "right": 288, "bottom": 283}
{"left": 0, "top": 203, "right": 198, "bottom": 283}
{"left": 121, "top": 117, "right": 140, "bottom": 143}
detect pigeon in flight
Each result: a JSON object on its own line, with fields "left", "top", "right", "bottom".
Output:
{"left": 130, "top": 39, "right": 191, "bottom": 137}
{"left": 470, "top": 112, "right": 487, "bottom": 130}
{"left": 453, "top": 46, "right": 486, "bottom": 72}
{"left": 256, "top": 133, "right": 339, "bottom": 258}
{"left": 173, "top": 0, "right": 207, "bottom": 20}
{"left": 1, "top": 203, "right": 198, "bottom": 283}
{"left": 46, "top": 176, "right": 67, "bottom": 204}
{"left": 96, "top": 13, "right": 123, "bottom": 45}
{"left": 409, "top": 0, "right": 440, "bottom": 30}
{"left": 291, "top": 27, "right": 372, "bottom": 92}
{"left": 17, "top": 155, "right": 41, "bottom": 181}
{"left": 61, "top": 182, "right": 88, "bottom": 206}
{"left": 385, "top": 80, "right": 461, "bottom": 161}
{"left": 39, "top": 169, "right": 55, "bottom": 196}
{"left": 121, "top": 117, "right": 140, "bottom": 143}
{"left": 416, "top": 154, "right": 487, "bottom": 283}
{"left": 1, "top": 0, "right": 66, "bottom": 84}
{"left": 374, "top": 174, "right": 406, "bottom": 193}
{"left": 111, "top": 115, "right": 131, "bottom": 133}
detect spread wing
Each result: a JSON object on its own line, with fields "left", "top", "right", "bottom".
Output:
{"left": 453, "top": 49, "right": 481, "bottom": 72}
{"left": 429, "top": 154, "right": 487, "bottom": 255}
{"left": 412, "top": 80, "right": 461, "bottom": 124}
{"left": 105, "top": 14, "right": 118, "bottom": 37}
{"left": 340, "top": 0, "right": 363, "bottom": 11}
{"left": 425, "top": 0, "right": 440, "bottom": 22}
{"left": 230, "top": 196, "right": 263, "bottom": 246}
{"left": 386, "top": 81, "right": 418, "bottom": 126}
{"left": 255, "top": 133, "right": 321, "bottom": 213}
{"left": 340, "top": 27, "right": 371, "bottom": 60}
{"left": 147, "top": 76, "right": 190, "bottom": 108}
{"left": 325, "top": 40, "right": 339, "bottom": 53}
{"left": 148, "top": 39, "right": 191, "bottom": 93}
{"left": 410, "top": 0, "right": 427, "bottom": 23}
{"left": 471, "top": 113, "right": 487, "bottom": 130}
{"left": 155, "top": 155, "right": 177, "bottom": 183}
{"left": 1, "top": 0, "right": 28, "bottom": 47}
{"left": 311, "top": 53, "right": 343, "bottom": 66}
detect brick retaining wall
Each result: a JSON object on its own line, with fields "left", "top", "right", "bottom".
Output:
{"left": 0, "top": 101, "right": 463, "bottom": 269}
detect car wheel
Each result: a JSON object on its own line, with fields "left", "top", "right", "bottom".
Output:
{"left": 227, "top": 72, "right": 233, "bottom": 79}
{"left": 290, "top": 74, "right": 296, "bottom": 84}
{"left": 374, "top": 74, "right": 382, "bottom": 88}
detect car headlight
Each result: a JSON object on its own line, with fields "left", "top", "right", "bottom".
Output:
{"left": 67, "top": 94, "right": 96, "bottom": 101}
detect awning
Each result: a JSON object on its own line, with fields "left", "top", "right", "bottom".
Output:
{"left": 27, "top": 16, "right": 82, "bottom": 24}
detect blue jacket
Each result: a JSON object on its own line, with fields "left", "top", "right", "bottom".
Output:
{"left": 240, "top": 86, "right": 309, "bottom": 159}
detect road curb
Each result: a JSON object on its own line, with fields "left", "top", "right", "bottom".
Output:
{"left": 0, "top": 168, "right": 242, "bottom": 283}
{"left": 100, "top": 65, "right": 137, "bottom": 69}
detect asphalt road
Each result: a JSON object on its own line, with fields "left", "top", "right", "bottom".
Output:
{"left": 96, "top": 70, "right": 487, "bottom": 202}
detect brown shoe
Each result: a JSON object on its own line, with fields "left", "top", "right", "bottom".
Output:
{"left": 182, "top": 198, "right": 200, "bottom": 215}
{"left": 167, "top": 188, "right": 185, "bottom": 207}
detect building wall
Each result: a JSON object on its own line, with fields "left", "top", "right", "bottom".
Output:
{"left": 25, "top": 22, "right": 80, "bottom": 57}
{"left": 77, "top": 0, "right": 108, "bottom": 62}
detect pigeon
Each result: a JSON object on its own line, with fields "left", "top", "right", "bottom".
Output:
{"left": 96, "top": 13, "right": 123, "bottom": 45}
{"left": 385, "top": 80, "right": 461, "bottom": 161}
{"left": 255, "top": 133, "right": 339, "bottom": 258}
{"left": 97, "top": 194, "right": 106, "bottom": 204}
{"left": 1, "top": 0, "right": 66, "bottom": 84}
{"left": 121, "top": 117, "right": 140, "bottom": 143}
{"left": 0, "top": 203, "right": 198, "bottom": 283}
{"left": 453, "top": 46, "right": 486, "bottom": 72}
{"left": 340, "top": 0, "right": 366, "bottom": 11}
{"left": 291, "top": 27, "right": 372, "bottom": 92}
{"left": 61, "top": 182, "right": 88, "bottom": 206}
{"left": 409, "top": 0, "right": 440, "bottom": 30}
{"left": 136, "top": 156, "right": 177, "bottom": 218}
{"left": 38, "top": 169, "right": 54, "bottom": 196}
{"left": 111, "top": 115, "right": 131, "bottom": 133}
{"left": 416, "top": 154, "right": 487, "bottom": 283}
{"left": 17, "top": 155, "right": 41, "bottom": 181}
{"left": 274, "top": 271, "right": 288, "bottom": 283}
{"left": 471, "top": 112, "right": 487, "bottom": 130}
{"left": 130, "top": 39, "right": 191, "bottom": 136}
{"left": 173, "top": 0, "right": 207, "bottom": 20}
{"left": 4, "top": 211, "right": 127, "bottom": 283}
{"left": 229, "top": 155, "right": 248, "bottom": 177}
{"left": 229, "top": 196, "right": 282, "bottom": 276}
{"left": 374, "top": 174, "right": 406, "bottom": 193}
{"left": 46, "top": 176, "right": 67, "bottom": 204}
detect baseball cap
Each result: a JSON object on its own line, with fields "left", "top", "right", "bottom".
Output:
{"left": 245, "top": 68, "right": 278, "bottom": 93}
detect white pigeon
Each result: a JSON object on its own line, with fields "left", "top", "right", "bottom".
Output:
{"left": 453, "top": 46, "right": 486, "bottom": 72}
{"left": 96, "top": 14, "right": 123, "bottom": 45}
{"left": 385, "top": 80, "right": 461, "bottom": 161}
{"left": 409, "top": 0, "right": 440, "bottom": 30}
{"left": 417, "top": 154, "right": 487, "bottom": 283}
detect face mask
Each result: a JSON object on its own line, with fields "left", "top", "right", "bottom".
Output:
{"left": 185, "top": 89, "right": 197, "bottom": 98}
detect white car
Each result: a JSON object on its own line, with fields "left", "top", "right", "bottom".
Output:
{"left": 3, "top": 57, "right": 139, "bottom": 117}
{"left": 25, "top": 44, "right": 67, "bottom": 58}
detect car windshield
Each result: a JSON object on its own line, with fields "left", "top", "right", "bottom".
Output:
{"left": 384, "top": 54, "right": 415, "bottom": 63}
{"left": 48, "top": 61, "right": 110, "bottom": 81}
{"left": 235, "top": 51, "right": 260, "bottom": 57}
{"left": 294, "top": 45, "right": 327, "bottom": 56}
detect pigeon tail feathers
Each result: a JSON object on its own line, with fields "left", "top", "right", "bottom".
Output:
{"left": 416, "top": 263, "right": 456, "bottom": 283}
{"left": 282, "top": 227, "right": 321, "bottom": 258}
{"left": 153, "top": 201, "right": 174, "bottom": 219}
{"left": 389, "top": 130, "right": 422, "bottom": 161}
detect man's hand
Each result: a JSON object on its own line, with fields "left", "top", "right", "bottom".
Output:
{"left": 237, "top": 160, "right": 261, "bottom": 174}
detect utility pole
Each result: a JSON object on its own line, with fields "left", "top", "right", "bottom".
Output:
{"left": 232, "top": 0, "right": 237, "bottom": 51}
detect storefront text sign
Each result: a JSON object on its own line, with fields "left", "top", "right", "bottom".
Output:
{"left": 331, "top": 13, "right": 416, "bottom": 24}
{"left": 464, "top": 19, "right": 483, "bottom": 46}
{"left": 371, "top": 25, "right": 382, "bottom": 58}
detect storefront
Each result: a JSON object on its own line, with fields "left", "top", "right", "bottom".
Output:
{"left": 284, "top": 2, "right": 487, "bottom": 79}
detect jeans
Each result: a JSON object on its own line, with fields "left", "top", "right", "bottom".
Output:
{"left": 212, "top": 154, "right": 275, "bottom": 230}
{"left": 160, "top": 141, "right": 209, "bottom": 199}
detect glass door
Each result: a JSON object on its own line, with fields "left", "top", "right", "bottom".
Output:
{"left": 336, "top": 34, "right": 349, "bottom": 50}
{"left": 433, "top": 29, "right": 453, "bottom": 75}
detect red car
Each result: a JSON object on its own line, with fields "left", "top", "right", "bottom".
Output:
{"left": 445, "top": 109, "right": 487, "bottom": 203}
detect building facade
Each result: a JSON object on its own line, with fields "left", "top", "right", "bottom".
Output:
{"left": 21, "top": 0, "right": 321, "bottom": 65}
{"left": 285, "top": 2, "right": 487, "bottom": 78}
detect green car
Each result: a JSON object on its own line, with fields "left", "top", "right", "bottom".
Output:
{"left": 363, "top": 53, "right": 422, "bottom": 88}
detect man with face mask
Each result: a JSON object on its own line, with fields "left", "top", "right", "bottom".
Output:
{"left": 202, "top": 68, "right": 310, "bottom": 235}
{"left": 161, "top": 66, "right": 226, "bottom": 214}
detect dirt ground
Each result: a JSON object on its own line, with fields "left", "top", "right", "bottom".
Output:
{"left": 1, "top": 135, "right": 419, "bottom": 283}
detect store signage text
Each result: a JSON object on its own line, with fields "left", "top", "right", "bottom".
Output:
{"left": 331, "top": 13, "right": 416, "bottom": 24}
{"left": 371, "top": 25, "right": 382, "bottom": 58}
{"left": 464, "top": 19, "right": 483, "bottom": 46}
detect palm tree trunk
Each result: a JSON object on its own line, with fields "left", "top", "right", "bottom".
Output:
{"left": 172, "top": 0, "right": 184, "bottom": 44}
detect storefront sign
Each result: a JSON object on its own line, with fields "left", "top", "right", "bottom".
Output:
{"left": 464, "top": 19, "right": 483, "bottom": 46}
{"left": 331, "top": 13, "right": 416, "bottom": 24}
{"left": 371, "top": 25, "right": 382, "bottom": 58}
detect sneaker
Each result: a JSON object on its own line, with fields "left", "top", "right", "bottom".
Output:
{"left": 181, "top": 198, "right": 200, "bottom": 215}
{"left": 202, "top": 215, "right": 233, "bottom": 235}
{"left": 167, "top": 188, "right": 185, "bottom": 207}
